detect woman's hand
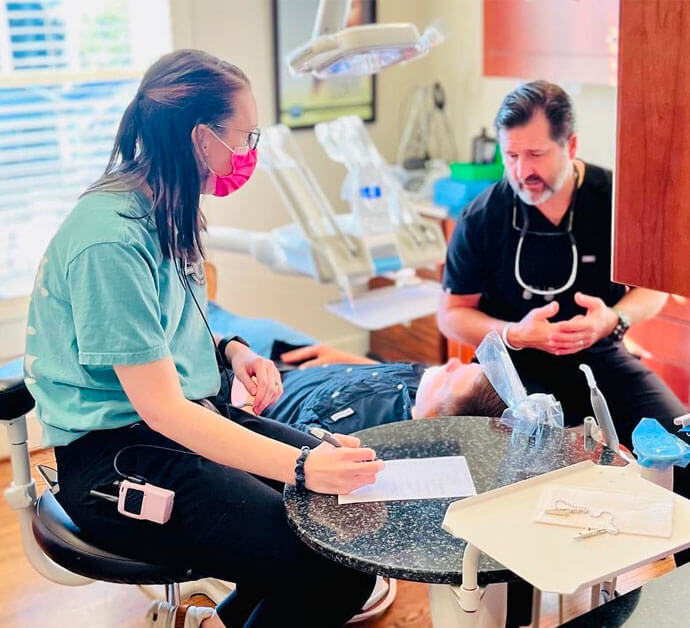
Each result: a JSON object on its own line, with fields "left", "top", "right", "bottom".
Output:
{"left": 228, "top": 342, "right": 283, "bottom": 414}
{"left": 304, "top": 442, "right": 384, "bottom": 495}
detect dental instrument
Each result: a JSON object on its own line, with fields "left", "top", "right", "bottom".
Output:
{"left": 579, "top": 364, "right": 620, "bottom": 453}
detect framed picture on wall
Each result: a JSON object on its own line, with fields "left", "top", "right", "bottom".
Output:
{"left": 272, "top": 0, "right": 376, "bottom": 129}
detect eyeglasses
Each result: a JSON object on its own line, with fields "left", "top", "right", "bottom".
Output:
{"left": 213, "top": 124, "right": 261, "bottom": 151}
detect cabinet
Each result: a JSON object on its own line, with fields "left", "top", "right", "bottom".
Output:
{"left": 483, "top": 0, "right": 619, "bottom": 85}
{"left": 613, "top": 0, "right": 690, "bottom": 297}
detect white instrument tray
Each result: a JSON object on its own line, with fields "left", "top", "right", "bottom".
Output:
{"left": 326, "top": 280, "right": 442, "bottom": 330}
{"left": 442, "top": 461, "right": 690, "bottom": 595}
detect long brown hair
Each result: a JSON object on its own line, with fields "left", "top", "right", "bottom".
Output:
{"left": 86, "top": 49, "right": 249, "bottom": 262}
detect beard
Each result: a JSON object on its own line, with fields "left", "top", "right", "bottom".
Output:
{"left": 508, "top": 158, "right": 573, "bottom": 206}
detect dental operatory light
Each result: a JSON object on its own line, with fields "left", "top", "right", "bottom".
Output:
{"left": 287, "top": 0, "right": 443, "bottom": 79}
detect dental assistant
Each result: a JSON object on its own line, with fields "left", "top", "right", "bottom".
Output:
{"left": 438, "top": 82, "right": 689, "bottom": 556}
{"left": 23, "top": 50, "right": 381, "bottom": 628}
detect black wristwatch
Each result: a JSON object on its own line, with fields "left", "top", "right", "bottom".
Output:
{"left": 609, "top": 308, "right": 631, "bottom": 341}
{"left": 217, "top": 336, "right": 251, "bottom": 367}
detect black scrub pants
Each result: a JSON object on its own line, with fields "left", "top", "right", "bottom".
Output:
{"left": 54, "top": 408, "right": 376, "bottom": 628}
{"left": 511, "top": 340, "right": 690, "bottom": 566}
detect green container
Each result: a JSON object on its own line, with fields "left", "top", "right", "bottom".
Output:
{"left": 450, "top": 161, "right": 504, "bottom": 182}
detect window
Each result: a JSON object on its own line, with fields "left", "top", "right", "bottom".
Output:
{"left": 0, "top": 0, "right": 172, "bottom": 299}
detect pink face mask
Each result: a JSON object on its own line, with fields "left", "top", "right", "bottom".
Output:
{"left": 205, "top": 129, "right": 258, "bottom": 197}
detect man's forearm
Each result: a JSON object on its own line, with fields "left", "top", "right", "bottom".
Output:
{"left": 437, "top": 306, "right": 507, "bottom": 347}
{"left": 614, "top": 288, "right": 668, "bottom": 325}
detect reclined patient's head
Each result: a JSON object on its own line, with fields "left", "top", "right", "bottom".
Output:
{"left": 414, "top": 358, "right": 507, "bottom": 419}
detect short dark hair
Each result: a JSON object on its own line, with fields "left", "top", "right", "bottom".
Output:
{"left": 436, "top": 372, "right": 508, "bottom": 418}
{"left": 494, "top": 80, "right": 575, "bottom": 145}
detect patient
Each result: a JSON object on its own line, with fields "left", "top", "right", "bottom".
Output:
{"left": 227, "top": 343, "right": 507, "bottom": 434}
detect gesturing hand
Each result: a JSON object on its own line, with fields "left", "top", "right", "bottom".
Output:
{"left": 547, "top": 292, "right": 618, "bottom": 355}
{"left": 506, "top": 301, "right": 562, "bottom": 353}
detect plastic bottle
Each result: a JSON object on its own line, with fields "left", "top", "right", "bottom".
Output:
{"left": 471, "top": 127, "right": 497, "bottom": 164}
{"left": 353, "top": 173, "right": 394, "bottom": 235}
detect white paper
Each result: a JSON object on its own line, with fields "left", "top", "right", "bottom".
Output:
{"left": 534, "top": 484, "right": 674, "bottom": 538}
{"left": 338, "top": 456, "right": 477, "bottom": 504}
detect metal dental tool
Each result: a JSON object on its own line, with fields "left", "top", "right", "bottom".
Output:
{"left": 579, "top": 364, "right": 620, "bottom": 453}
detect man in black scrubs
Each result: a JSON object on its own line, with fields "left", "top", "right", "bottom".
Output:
{"left": 438, "top": 81, "right": 688, "bottom": 564}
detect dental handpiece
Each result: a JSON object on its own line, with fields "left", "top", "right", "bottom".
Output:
{"left": 579, "top": 364, "right": 620, "bottom": 453}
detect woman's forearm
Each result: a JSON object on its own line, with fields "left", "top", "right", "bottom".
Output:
{"left": 147, "top": 398, "right": 299, "bottom": 484}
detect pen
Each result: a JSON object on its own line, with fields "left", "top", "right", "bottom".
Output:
{"left": 309, "top": 427, "right": 342, "bottom": 448}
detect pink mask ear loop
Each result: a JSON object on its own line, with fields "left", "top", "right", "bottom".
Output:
{"left": 208, "top": 126, "right": 237, "bottom": 153}
{"left": 205, "top": 127, "right": 237, "bottom": 177}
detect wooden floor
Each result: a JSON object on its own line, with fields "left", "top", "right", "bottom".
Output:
{"left": 0, "top": 450, "right": 675, "bottom": 627}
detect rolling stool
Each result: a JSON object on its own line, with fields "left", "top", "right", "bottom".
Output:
{"left": 0, "top": 375, "right": 208, "bottom": 625}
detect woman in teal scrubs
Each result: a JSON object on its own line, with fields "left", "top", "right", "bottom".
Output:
{"left": 24, "top": 49, "right": 382, "bottom": 628}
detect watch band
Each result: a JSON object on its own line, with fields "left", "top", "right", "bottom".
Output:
{"left": 610, "top": 309, "right": 631, "bottom": 341}
{"left": 218, "top": 336, "right": 251, "bottom": 367}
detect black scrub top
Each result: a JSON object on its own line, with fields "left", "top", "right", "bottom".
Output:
{"left": 442, "top": 162, "right": 626, "bottom": 335}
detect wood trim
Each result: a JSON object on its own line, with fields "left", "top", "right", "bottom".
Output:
{"left": 614, "top": 0, "right": 690, "bottom": 296}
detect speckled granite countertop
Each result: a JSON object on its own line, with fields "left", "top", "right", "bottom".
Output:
{"left": 284, "top": 416, "right": 625, "bottom": 585}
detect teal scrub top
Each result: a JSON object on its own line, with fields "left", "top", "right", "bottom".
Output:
{"left": 24, "top": 190, "right": 220, "bottom": 447}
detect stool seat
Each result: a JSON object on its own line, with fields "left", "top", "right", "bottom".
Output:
{"left": 33, "top": 490, "right": 206, "bottom": 585}
{"left": 0, "top": 376, "right": 35, "bottom": 421}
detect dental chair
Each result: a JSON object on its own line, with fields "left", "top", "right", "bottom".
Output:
{"left": 0, "top": 375, "right": 206, "bottom": 624}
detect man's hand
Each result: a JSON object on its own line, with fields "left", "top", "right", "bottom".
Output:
{"left": 506, "top": 301, "right": 563, "bottom": 353}
{"left": 228, "top": 342, "right": 283, "bottom": 414}
{"left": 280, "top": 344, "right": 377, "bottom": 368}
{"left": 547, "top": 292, "right": 618, "bottom": 355}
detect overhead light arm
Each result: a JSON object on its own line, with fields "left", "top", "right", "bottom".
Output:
{"left": 312, "top": 0, "right": 350, "bottom": 37}
{"left": 287, "top": 0, "right": 443, "bottom": 78}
